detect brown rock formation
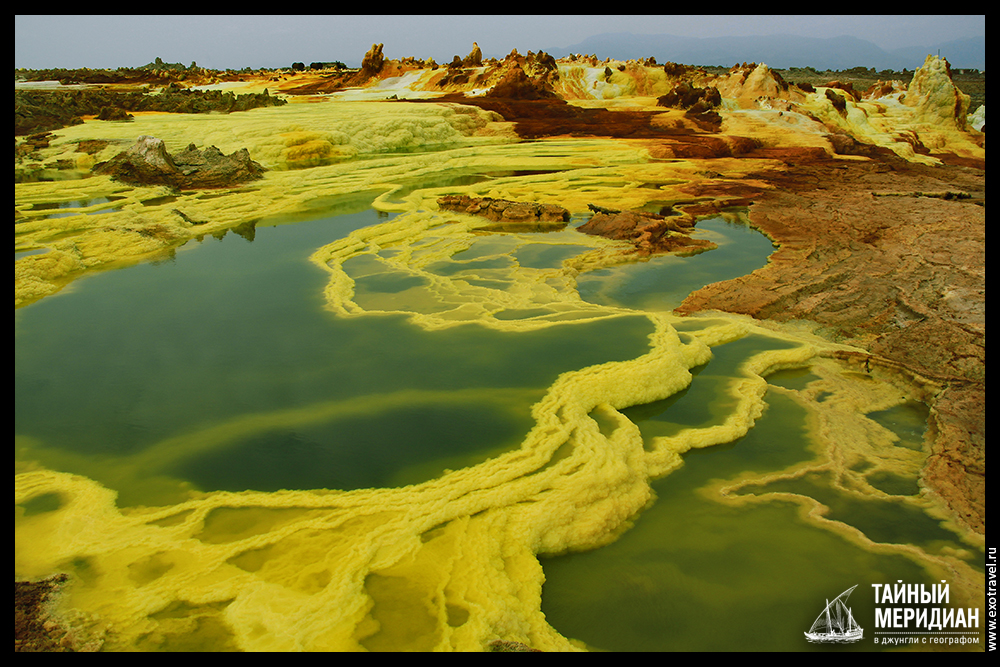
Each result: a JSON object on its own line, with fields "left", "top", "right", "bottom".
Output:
{"left": 657, "top": 81, "right": 722, "bottom": 110}
{"left": 822, "top": 80, "right": 860, "bottom": 101}
{"left": 577, "top": 205, "right": 714, "bottom": 255}
{"left": 531, "top": 50, "right": 558, "bottom": 72}
{"left": 95, "top": 106, "right": 133, "bottom": 121}
{"left": 93, "top": 135, "right": 265, "bottom": 189}
{"left": 825, "top": 88, "right": 848, "bottom": 115}
{"left": 462, "top": 42, "right": 483, "bottom": 68}
{"left": 437, "top": 195, "right": 569, "bottom": 225}
{"left": 15, "top": 574, "right": 98, "bottom": 652}
{"left": 360, "top": 43, "right": 386, "bottom": 78}
{"left": 484, "top": 64, "right": 558, "bottom": 100}
{"left": 662, "top": 61, "right": 703, "bottom": 78}
{"left": 171, "top": 143, "right": 266, "bottom": 188}
{"left": 657, "top": 82, "right": 724, "bottom": 130}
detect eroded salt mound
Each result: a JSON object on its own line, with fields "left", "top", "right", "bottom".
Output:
{"left": 903, "top": 54, "right": 972, "bottom": 130}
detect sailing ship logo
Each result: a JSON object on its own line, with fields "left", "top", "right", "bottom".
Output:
{"left": 804, "top": 585, "right": 864, "bottom": 643}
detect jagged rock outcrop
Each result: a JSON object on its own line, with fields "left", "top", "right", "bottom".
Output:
{"left": 822, "top": 80, "right": 860, "bottom": 101}
{"left": 93, "top": 135, "right": 265, "bottom": 188}
{"left": 484, "top": 64, "right": 558, "bottom": 100}
{"left": 825, "top": 88, "right": 848, "bottom": 115}
{"left": 528, "top": 50, "right": 558, "bottom": 73}
{"left": 170, "top": 143, "right": 265, "bottom": 187}
{"left": 715, "top": 62, "right": 797, "bottom": 110}
{"left": 657, "top": 82, "right": 722, "bottom": 110}
{"left": 437, "top": 195, "right": 568, "bottom": 224}
{"left": 360, "top": 43, "right": 386, "bottom": 77}
{"left": 657, "top": 81, "right": 724, "bottom": 129}
{"left": 462, "top": 42, "right": 483, "bottom": 68}
{"left": 577, "top": 205, "right": 714, "bottom": 255}
{"left": 96, "top": 106, "right": 133, "bottom": 121}
{"left": 662, "top": 61, "right": 703, "bottom": 78}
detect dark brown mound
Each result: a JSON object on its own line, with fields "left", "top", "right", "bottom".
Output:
{"left": 93, "top": 135, "right": 265, "bottom": 189}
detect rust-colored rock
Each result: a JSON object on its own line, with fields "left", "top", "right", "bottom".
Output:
{"left": 822, "top": 80, "right": 860, "bottom": 101}
{"left": 437, "top": 194, "right": 569, "bottom": 224}
{"left": 863, "top": 79, "right": 903, "bottom": 99}
{"left": 15, "top": 574, "right": 96, "bottom": 652}
{"left": 577, "top": 205, "right": 714, "bottom": 255}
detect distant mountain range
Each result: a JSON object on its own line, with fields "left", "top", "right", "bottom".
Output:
{"left": 535, "top": 33, "right": 985, "bottom": 71}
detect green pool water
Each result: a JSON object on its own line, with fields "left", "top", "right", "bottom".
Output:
{"left": 15, "top": 205, "right": 656, "bottom": 506}
{"left": 540, "top": 385, "right": 964, "bottom": 652}
{"left": 576, "top": 217, "right": 777, "bottom": 311}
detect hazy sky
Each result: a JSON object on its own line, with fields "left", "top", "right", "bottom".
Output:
{"left": 15, "top": 15, "right": 986, "bottom": 71}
